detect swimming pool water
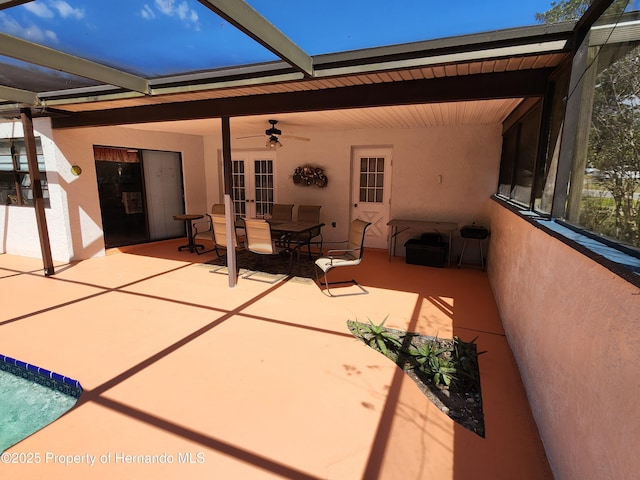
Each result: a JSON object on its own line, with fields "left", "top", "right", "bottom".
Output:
{"left": 0, "top": 369, "right": 79, "bottom": 453}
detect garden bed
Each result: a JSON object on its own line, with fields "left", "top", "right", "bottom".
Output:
{"left": 347, "top": 319, "right": 485, "bottom": 437}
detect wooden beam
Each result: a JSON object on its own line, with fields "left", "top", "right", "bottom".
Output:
{"left": 52, "top": 69, "right": 553, "bottom": 129}
{"left": 20, "top": 107, "right": 55, "bottom": 276}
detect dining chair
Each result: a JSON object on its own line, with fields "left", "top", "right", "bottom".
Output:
{"left": 192, "top": 204, "right": 225, "bottom": 255}
{"left": 243, "top": 218, "right": 292, "bottom": 282}
{"left": 271, "top": 203, "right": 294, "bottom": 222}
{"left": 315, "top": 218, "right": 371, "bottom": 296}
{"left": 270, "top": 203, "right": 294, "bottom": 249}
{"left": 212, "top": 215, "right": 240, "bottom": 255}
{"left": 209, "top": 215, "right": 242, "bottom": 274}
{"left": 296, "top": 204, "right": 323, "bottom": 257}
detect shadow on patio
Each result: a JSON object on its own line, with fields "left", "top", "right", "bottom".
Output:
{"left": 0, "top": 239, "right": 551, "bottom": 479}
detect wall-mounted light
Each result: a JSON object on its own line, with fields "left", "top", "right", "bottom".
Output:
{"left": 70, "top": 165, "right": 82, "bottom": 176}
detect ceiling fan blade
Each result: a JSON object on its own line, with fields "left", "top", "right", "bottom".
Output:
{"left": 281, "top": 135, "right": 310, "bottom": 141}
{"left": 236, "top": 135, "right": 265, "bottom": 140}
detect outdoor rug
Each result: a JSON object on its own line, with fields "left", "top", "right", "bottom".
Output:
{"left": 199, "top": 249, "right": 319, "bottom": 284}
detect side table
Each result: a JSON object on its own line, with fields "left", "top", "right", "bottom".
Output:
{"left": 173, "top": 214, "right": 204, "bottom": 253}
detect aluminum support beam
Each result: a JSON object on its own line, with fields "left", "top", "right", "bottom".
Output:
{"left": 198, "top": 0, "right": 313, "bottom": 77}
{"left": 221, "top": 116, "right": 237, "bottom": 287}
{"left": 0, "top": 33, "right": 150, "bottom": 95}
{"left": 0, "top": 85, "right": 39, "bottom": 105}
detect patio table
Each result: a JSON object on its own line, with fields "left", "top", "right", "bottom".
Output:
{"left": 270, "top": 221, "right": 325, "bottom": 266}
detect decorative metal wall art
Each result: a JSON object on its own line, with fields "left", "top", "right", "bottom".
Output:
{"left": 293, "top": 165, "right": 328, "bottom": 188}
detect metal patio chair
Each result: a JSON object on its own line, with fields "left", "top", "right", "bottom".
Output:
{"left": 243, "top": 218, "right": 292, "bottom": 282}
{"left": 192, "top": 204, "right": 225, "bottom": 255}
{"left": 295, "top": 204, "right": 323, "bottom": 257}
{"left": 314, "top": 218, "right": 371, "bottom": 296}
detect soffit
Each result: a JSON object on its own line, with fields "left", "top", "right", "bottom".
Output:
{"left": 49, "top": 52, "right": 567, "bottom": 114}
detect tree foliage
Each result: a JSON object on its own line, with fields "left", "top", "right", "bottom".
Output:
{"left": 535, "top": 0, "right": 591, "bottom": 23}
{"left": 589, "top": 48, "right": 640, "bottom": 243}
{"left": 538, "top": 0, "right": 640, "bottom": 246}
{"left": 535, "top": 0, "right": 629, "bottom": 23}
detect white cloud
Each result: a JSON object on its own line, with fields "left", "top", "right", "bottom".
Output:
{"left": 0, "top": 12, "right": 58, "bottom": 43}
{"left": 52, "top": 1, "right": 85, "bottom": 20}
{"left": 154, "top": 0, "right": 174, "bottom": 16}
{"left": 176, "top": 2, "right": 189, "bottom": 20}
{"left": 45, "top": 30, "right": 59, "bottom": 42}
{"left": 0, "top": 12, "right": 22, "bottom": 35}
{"left": 141, "top": 4, "right": 156, "bottom": 20}
{"left": 23, "top": 2, "right": 55, "bottom": 19}
{"left": 153, "top": 0, "right": 200, "bottom": 29}
{"left": 23, "top": 24, "right": 59, "bottom": 43}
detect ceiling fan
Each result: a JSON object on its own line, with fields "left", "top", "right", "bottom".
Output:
{"left": 236, "top": 119, "right": 310, "bottom": 149}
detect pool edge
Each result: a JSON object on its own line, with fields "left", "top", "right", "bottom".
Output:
{"left": 0, "top": 354, "right": 83, "bottom": 398}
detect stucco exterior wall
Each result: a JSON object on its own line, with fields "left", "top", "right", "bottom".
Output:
{"left": 0, "top": 120, "right": 207, "bottom": 261}
{"left": 0, "top": 118, "right": 72, "bottom": 261}
{"left": 1, "top": 120, "right": 500, "bottom": 262}
{"left": 487, "top": 202, "right": 640, "bottom": 480}
{"left": 206, "top": 124, "right": 502, "bottom": 253}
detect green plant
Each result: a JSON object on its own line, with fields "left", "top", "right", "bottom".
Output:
{"left": 347, "top": 320, "right": 485, "bottom": 392}
{"left": 409, "top": 339, "right": 457, "bottom": 387}
{"left": 348, "top": 317, "right": 402, "bottom": 357}
{"left": 451, "top": 336, "right": 485, "bottom": 391}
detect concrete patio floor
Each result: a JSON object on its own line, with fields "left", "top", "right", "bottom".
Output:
{"left": 0, "top": 239, "right": 552, "bottom": 479}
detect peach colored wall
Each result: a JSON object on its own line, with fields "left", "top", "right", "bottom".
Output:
{"left": 0, "top": 120, "right": 207, "bottom": 261}
{"left": 205, "top": 124, "right": 502, "bottom": 252}
{"left": 487, "top": 202, "right": 640, "bottom": 480}
{"left": 1, "top": 120, "right": 500, "bottom": 261}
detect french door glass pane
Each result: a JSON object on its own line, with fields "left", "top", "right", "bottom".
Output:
{"left": 254, "top": 159, "right": 274, "bottom": 218}
{"left": 232, "top": 160, "right": 246, "bottom": 218}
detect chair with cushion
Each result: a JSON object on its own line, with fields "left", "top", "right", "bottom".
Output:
{"left": 243, "top": 218, "right": 292, "bottom": 282}
{"left": 314, "top": 218, "right": 371, "bottom": 296}
{"left": 192, "top": 204, "right": 225, "bottom": 255}
{"left": 295, "top": 205, "right": 323, "bottom": 257}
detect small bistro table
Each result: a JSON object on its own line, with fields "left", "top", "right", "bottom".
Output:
{"left": 173, "top": 214, "right": 204, "bottom": 253}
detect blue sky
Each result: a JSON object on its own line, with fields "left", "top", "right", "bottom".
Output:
{"left": 0, "top": 0, "right": 605, "bottom": 77}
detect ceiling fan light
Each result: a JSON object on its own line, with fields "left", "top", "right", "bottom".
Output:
{"left": 266, "top": 135, "right": 282, "bottom": 148}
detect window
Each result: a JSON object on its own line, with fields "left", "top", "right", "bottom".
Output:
{"left": 0, "top": 137, "right": 49, "bottom": 208}
{"left": 497, "top": 102, "right": 543, "bottom": 206}
{"left": 359, "top": 157, "right": 385, "bottom": 203}
{"left": 534, "top": 65, "right": 571, "bottom": 214}
{"left": 564, "top": 18, "right": 640, "bottom": 250}
{"left": 495, "top": 7, "right": 640, "bottom": 280}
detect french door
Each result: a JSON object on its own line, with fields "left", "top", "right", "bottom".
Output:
{"left": 229, "top": 151, "right": 276, "bottom": 219}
